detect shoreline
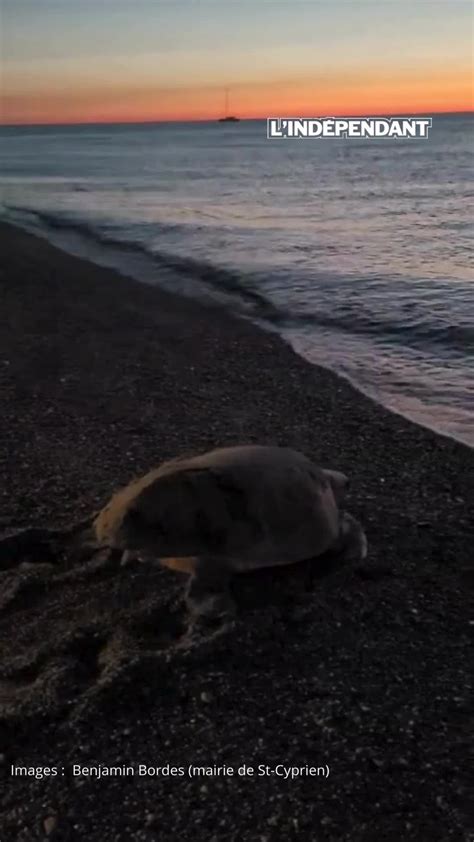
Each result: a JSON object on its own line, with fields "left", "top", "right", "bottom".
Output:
{"left": 3, "top": 210, "right": 472, "bottom": 450}
{"left": 1, "top": 220, "right": 473, "bottom": 840}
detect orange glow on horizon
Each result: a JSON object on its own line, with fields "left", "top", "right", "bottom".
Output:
{"left": 2, "top": 70, "right": 473, "bottom": 126}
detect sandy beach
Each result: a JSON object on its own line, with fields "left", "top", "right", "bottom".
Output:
{"left": 0, "top": 220, "right": 472, "bottom": 841}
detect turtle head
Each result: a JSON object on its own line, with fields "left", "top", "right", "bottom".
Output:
{"left": 323, "top": 469, "right": 350, "bottom": 504}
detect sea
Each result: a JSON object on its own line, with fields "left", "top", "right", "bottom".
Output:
{"left": 0, "top": 115, "right": 472, "bottom": 446}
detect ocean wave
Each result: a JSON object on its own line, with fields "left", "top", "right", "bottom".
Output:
{"left": 2, "top": 203, "right": 472, "bottom": 357}
{"left": 1, "top": 203, "right": 288, "bottom": 323}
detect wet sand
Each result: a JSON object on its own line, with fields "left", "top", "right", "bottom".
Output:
{"left": 0, "top": 221, "right": 472, "bottom": 841}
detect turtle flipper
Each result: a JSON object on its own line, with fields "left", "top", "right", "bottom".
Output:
{"left": 185, "top": 557, "right": 235, "bottom": 618}
{"left": 338, "top": 512, "right": 368, "bottom": 562}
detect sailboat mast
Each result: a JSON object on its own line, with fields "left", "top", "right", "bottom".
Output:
{"left": 218, "top": 86, "right": 239, "bottom": 121}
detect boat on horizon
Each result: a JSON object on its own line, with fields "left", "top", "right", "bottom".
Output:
{"left": 218, "top": 88, "right": 240, "bottom": 123}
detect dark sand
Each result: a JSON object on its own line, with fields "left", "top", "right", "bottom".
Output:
{"left": 0, "top": 221, "right": 473, "bottom": 841}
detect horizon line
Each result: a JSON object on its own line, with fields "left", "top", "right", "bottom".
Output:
{"left": 1, "top": 109, "right": 473, "bottom": 129}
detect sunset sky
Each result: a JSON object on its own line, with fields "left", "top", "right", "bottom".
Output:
{"left": 1, "top": 0, "right": 473, "bottom": 125}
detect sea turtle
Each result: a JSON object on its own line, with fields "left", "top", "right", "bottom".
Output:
{"left": 93, "top": 445, "right": 367, "bottom": 616}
